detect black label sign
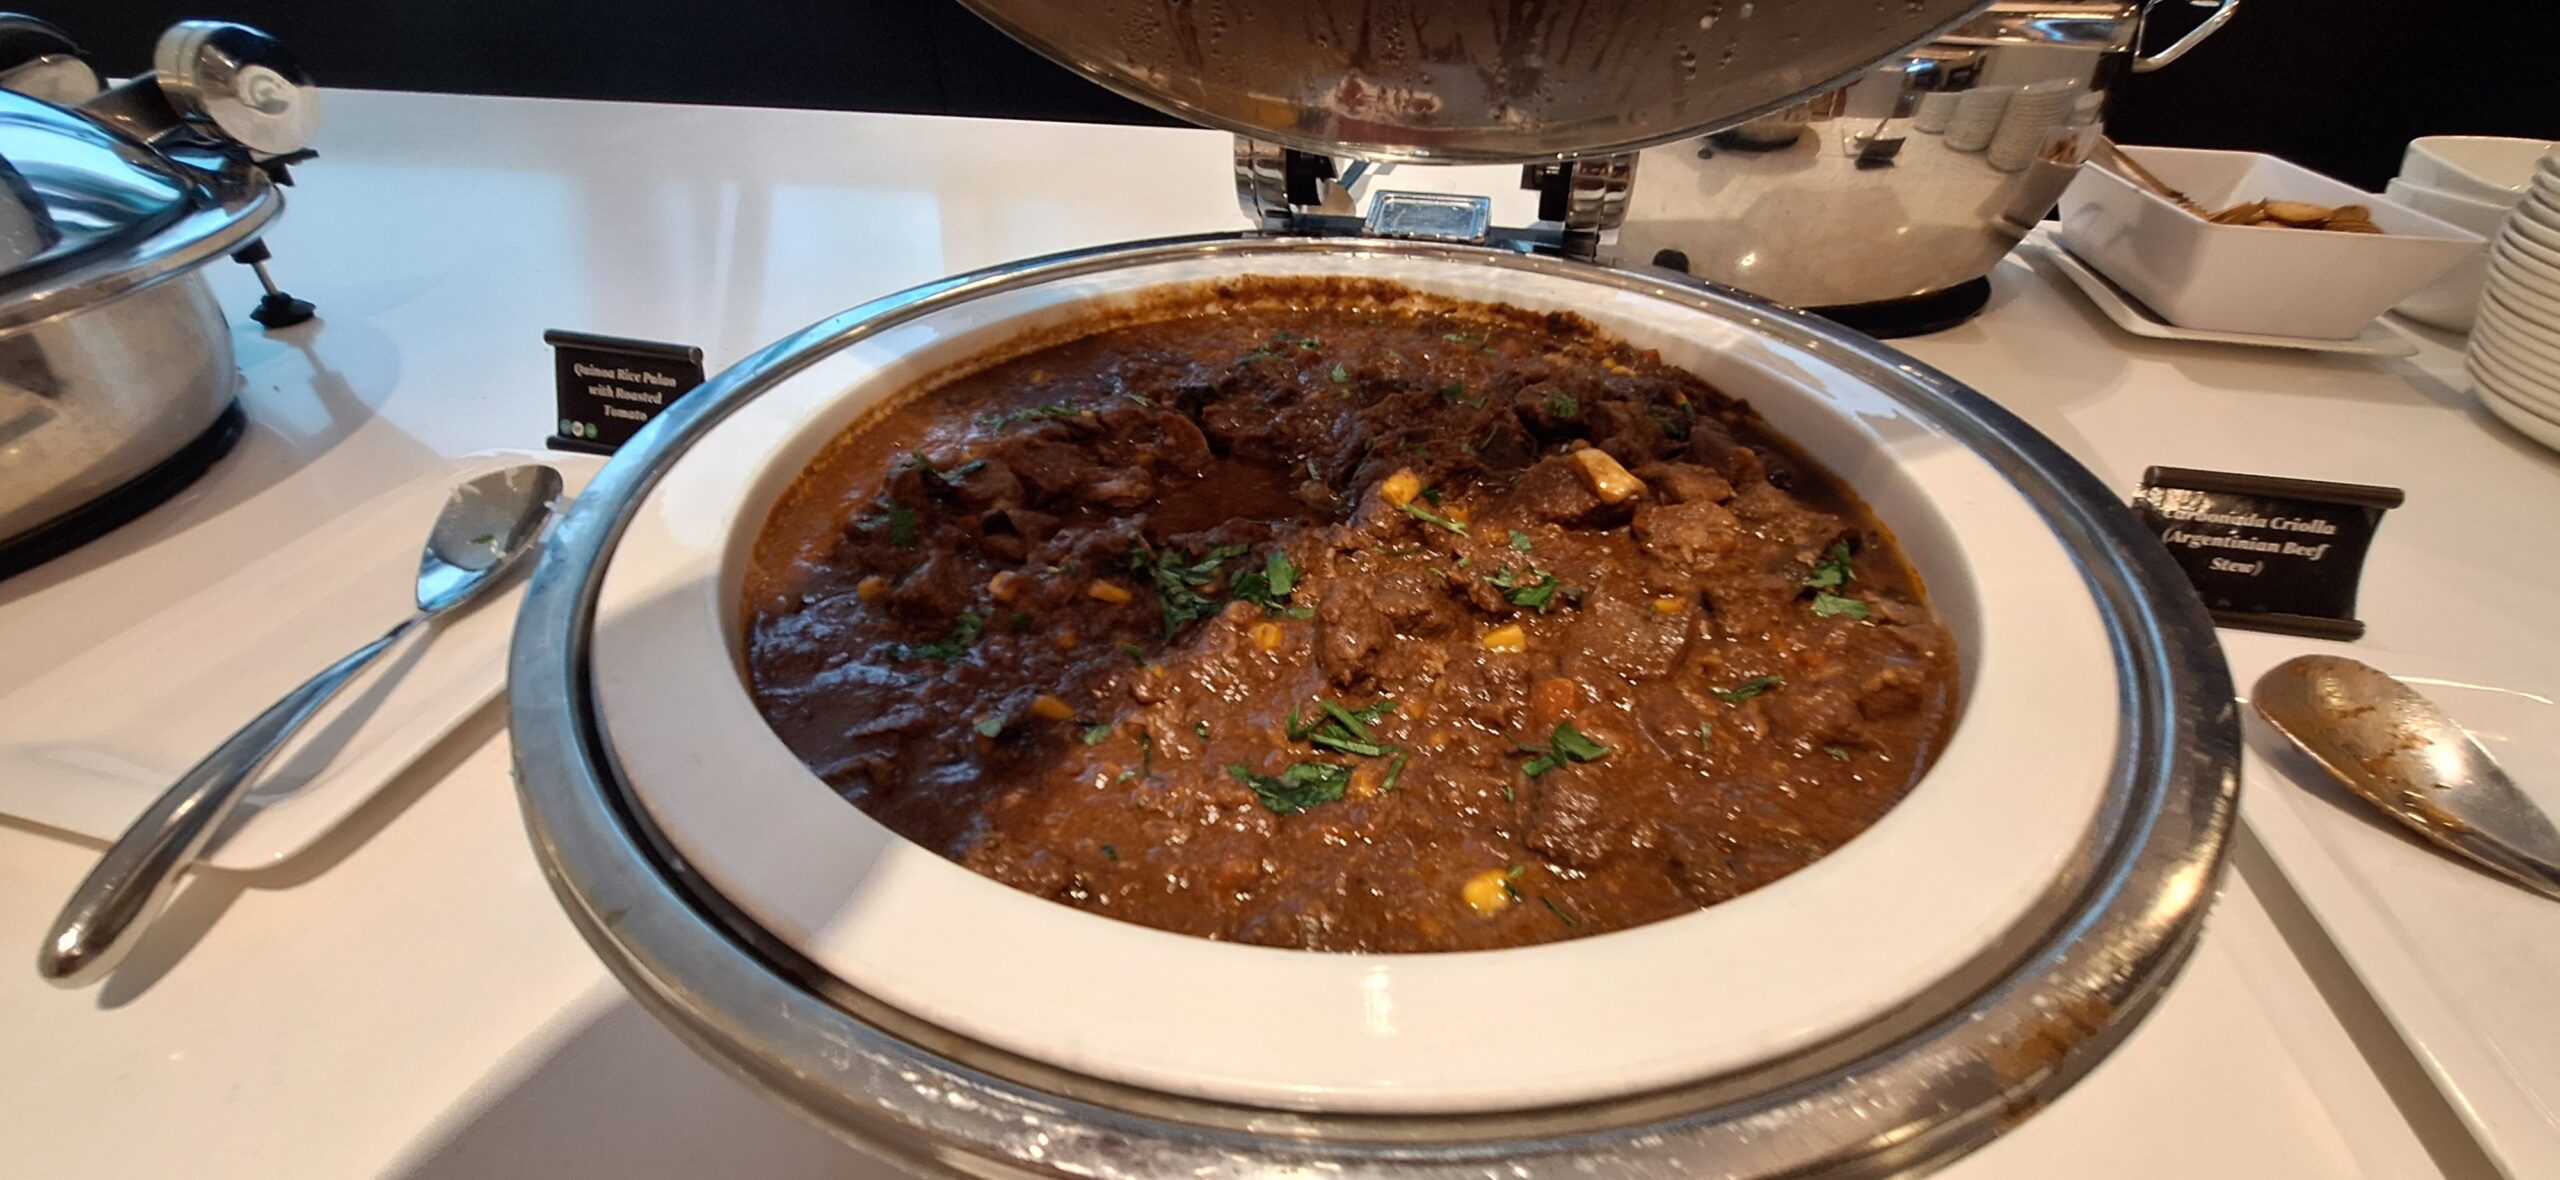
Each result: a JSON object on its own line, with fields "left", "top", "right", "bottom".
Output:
{"left": 2131, "top": 466, "right": 2402, "bottom": 641}
{"left": 544, "top": 329, "right": 705, "bottom": 455}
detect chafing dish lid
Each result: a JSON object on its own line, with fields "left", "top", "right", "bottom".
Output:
{"left": 954, "top": 0, "right": 1998, "bottom": 163}
{"left": 0, "top": 88, "right": 196, "bottom": 279}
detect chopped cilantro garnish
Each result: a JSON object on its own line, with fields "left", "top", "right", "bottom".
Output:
{"left": 1229, "top": 760, "right": 1352, "bottom": 815}
{"left": 895, "top": 612, "right": 985, "bottom": 662}
{"left": 1541, "top": 896, "right": 1581, "bottom": 927}
{"left": 1194, "top": 720, "right": 1212, "bottom": 740}
{"left": 879, "top": 505, "right": 918, "bottom": 548}
{"left": 1508, "top": 529, "right": 1534, "bottom": 552}
{"left": 1115, "top": 732, "right": 1156, "bottom": 784}
{"left": 1397, "top": 499, "right": 1469, "bottom": 535}
{"left": 972, "top": 715, "right": 1006, "bottom": 738}
{"left": 1330, "top": 363, "right": 1349, "bottom": 384}
{"left": 1655, "top": 401, "right": 1697, "bottom": 441}
{"left": 1128, "top": 542, "right": 1250, "bottom": 638}
{"left": 909, "top": 451, "right": 987, "bottom": 486}
{"left": 1294, "top": 698, "right": 1399, "bottom": 758}
{"left": 1488, "top": 565, "right": 1578, "bottom": 613}
{"left": 1804, "top": 541, "right": 1855, "bottom": 591}
{"left": 1810, "top": 592, "right": 1869, "bottom": 620}
{"left": 1711, "top": 674, "right": 1784, "bottom": 704}
{"left": 469, "top": 533, "right": 496, "bottom": 546}
{"left": 1698, "top": 721, "right": 1714, "bottom": 750}
{"left": 1119, "top": 641, "right": 1147, "bottom": 661}
{"left": 1228, "top": 550, "right": 1302, "bottom": 614}
{"left": 1518, "top": 721, "right": 1613, "bottom": 778}
{"left": 1544, "top": 392, "right": 1581, "bottom": 420}
{"left": 1008, "top": 611, "right": 1032, "bottom": 631}
{"left": 1101, "top": 844, "right": 1118, "bottom": 861}
{"left": 1438, "top": 382, "right": 1466, "bottom": 401}
{"left": 1823, "top": 745, "right": 1851, "bottom": 760}
{"left": 1381, "top": 749, "right": 1410, "bottom": 792}
{"left": 976, "top": 402, "right": 1084, "bottom": 429}
{"left": 1081, "top": 723, "right": 1114, "bottom": 746}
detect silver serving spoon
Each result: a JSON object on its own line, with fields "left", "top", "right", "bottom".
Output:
{"left": 2252, "top": 654, "right": 2560, "bottom": 902}
{"left": 38, "top": 464, "right": 564, "bottom": 986}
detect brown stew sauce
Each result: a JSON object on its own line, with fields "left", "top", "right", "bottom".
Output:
{"left": 744, "top": 280, "right": 1957, "bottom": 953}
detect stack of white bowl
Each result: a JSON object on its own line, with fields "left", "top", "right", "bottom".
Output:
{"left": 1985, "top": 81, "right": 2080, "bottom": 172}
{"left": 2466, "top": 150, "right": 2560, "bottom": 451}
{"left": 2388, "top": 136, "right": 2555, "bottom": 331}
{"left": 1942, "top": 87, "right": 2010, "bottom": 153}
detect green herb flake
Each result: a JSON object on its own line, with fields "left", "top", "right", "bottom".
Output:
{"left": 1115, "top": 732, "right": 1156, "bottom": 784}
{"left": 883, "top": 505, "right": 918, "bottom": 548}
{"left": 1518, "top": 721, "right": 1614, "bottom": 778}
{"left": 1508, "top": 529, "right": 1534, "bottom": 552}
{"left": 972, "top": 715, "right": 1006, "bottom": 739}
{"left": 1228, "top": 550, "right": 1302, "bottom": 614}
{"left": 1008, "top": 611, "right": 1033, "bottom": 631}
{"left": 1804, "top": 541, "right": 1856, "bottom": 591}
{"left": 977, "top": 401, "right": 1085, "bottom": 429}
{"left": 1698, "top": 721, "right": 1715, "bottom": 751}
{"left": 1128, "top": 541, "right": 1251, "bottom": 638}
{"left": 1101, "top": 844, "right": 1118, "bottom": 861}
{"left": 1229, "top": 760, "right": 1353, "bottom": 815}
{"left": 1541, "top": 896, "right": 1582, "bottom": 928}
{"left": 469, "top": 533, "right": 496, "bottom": 546}
{"left": 1330, "top": 363, "right": 1350, "bottom": 384}
{"left": 895, "top": 611, "right": 986, "bottom": 662}
{"left": 1194, "top": 720, "right": 1212, "bottom": 740}
{"left": 1823, "top": 745, "right": 1851, "bottom": 761}
{"left": 1711, "top": 674, "right": 1785, "bottom": 704}
{"left": 1488, "top": 565, "right": 1578, "bottom": 613}
{"left": 1438, "top": 382, "right": 1466, "bottom": 401}
{"left": 1119, "top": 641, "right": 1147, "bottom": 661}
{"left": 1081, "top": 723, "right": 1114, "bottom": 746}
{"left": 1397, "top": 499, "right": 1470, "bottom": 535}
{"left": 1810, "top": 591, "right": 1870, "bottom": 620}
{"left": 1381, "top": 749, "right": 1411, "bottom": 793}
{"left": 1295, "top": 698, "right": 1400, "bottom": 759}
{"left": 1545, "top": 392, "right": 1581, "bottom": 420}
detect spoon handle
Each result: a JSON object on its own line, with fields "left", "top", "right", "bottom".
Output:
{"left": 37, "top": 614, "right": 421, "bottom": 986}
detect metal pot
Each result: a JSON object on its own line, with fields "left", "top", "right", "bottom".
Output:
{"left": 1615, "top": 1, "right": 2241, "bottom": 324}
{"left": 0, "top": 17, "right": 316, "bottom": 572}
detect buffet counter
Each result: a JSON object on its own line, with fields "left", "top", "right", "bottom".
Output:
{"left": 0, "top": 90, "right": 2543, "bottom": 1179}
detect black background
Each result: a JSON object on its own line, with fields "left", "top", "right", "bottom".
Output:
{"left": 21, "top": 1, "right": 2556, "bottom": 190}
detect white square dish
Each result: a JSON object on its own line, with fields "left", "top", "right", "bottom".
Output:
{"left": 2057, "top": 146, "right": 2480, "bottom": 340}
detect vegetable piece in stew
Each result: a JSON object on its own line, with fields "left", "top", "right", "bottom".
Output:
{"left": 743, "top": 280, "right": 1957, "bottom": 953}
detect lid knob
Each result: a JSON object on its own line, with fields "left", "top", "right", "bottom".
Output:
{"left": 152, "top": 21, "right": 319, "bottom": 158}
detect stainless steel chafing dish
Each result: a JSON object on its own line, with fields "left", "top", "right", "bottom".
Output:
{"left": 507, "top": 3, "right": 2241, "bottom": 1175}
{"left": 0, "top": 16, "right": 316, "bottom": 577}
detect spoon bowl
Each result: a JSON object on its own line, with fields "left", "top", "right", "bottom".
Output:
{"left": 2251, "top": 655, "right": 2560, "bottom": 901}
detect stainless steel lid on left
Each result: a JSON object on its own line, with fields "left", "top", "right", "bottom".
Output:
{"left": 0, "top": 92, "right": 198, "bottom": 279}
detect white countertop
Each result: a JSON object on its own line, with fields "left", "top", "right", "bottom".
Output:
{"left": 1, "top": 88, "right": 2547, "bottom": 1178}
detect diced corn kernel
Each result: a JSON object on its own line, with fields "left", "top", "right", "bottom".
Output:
{"left": 1054, "top": 629, "right": 1080, "bottom": 650}
{"left": 855, "top": 575, "right": 890, "bottom": 602}
{"left": 1461, "top": 869, "right": 1516, "bottom": 917}
{"left": 1251, "top": 621, "right": 1285, "bottom": 651}
{"left": 1531, "top": 677, "right": 1577, "bottom": 723}
{"left": 1569, "top": 447, "right": 1648, "bottom": 504}
{"left": 1087, "top": 580, "right": 1134, "bottom": 604}
{"left": 988, "top": 570, "right": 1027, "bottom": 603}
{"left": 1652, "top": 596, "right": 1684, "bottom": 614}
{"left": 1482, "top": 623, "right": 1527, "bottom": 653}
{"left": 1380, "top": 469, "right": 1422, "bottom": 507}
{"left": 1028, "top": 694, "right": 1074, "bottom": 721}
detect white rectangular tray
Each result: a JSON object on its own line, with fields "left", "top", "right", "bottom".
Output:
{"left": 2222, "top": 627, "right": 2560, "bottom": 1176}
{"left": 0, "top": 450, "right": 599, "bottom": 871}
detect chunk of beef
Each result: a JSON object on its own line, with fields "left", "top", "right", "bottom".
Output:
{"left": 1633, "top": 462, "right": 1733, "bottom": 505}
{"left": 1502, "top": 452, "right": 1629, "bottom": 528}
{"left": 1632, "top": 499, "right": 1743, "bottom": 573}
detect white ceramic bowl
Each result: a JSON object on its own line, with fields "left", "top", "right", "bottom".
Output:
{"left": 582, "top": 248, "right": 2122, "bottom": 1114}
{"left": 2401, "top": 136, "right": 2558, "bottom": 203}
{"left": 2384, "top": 176, "right": 2518, "bottom": 235}
{"left": 2056, "top": 146, "right": 2479, "bottom": 339}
